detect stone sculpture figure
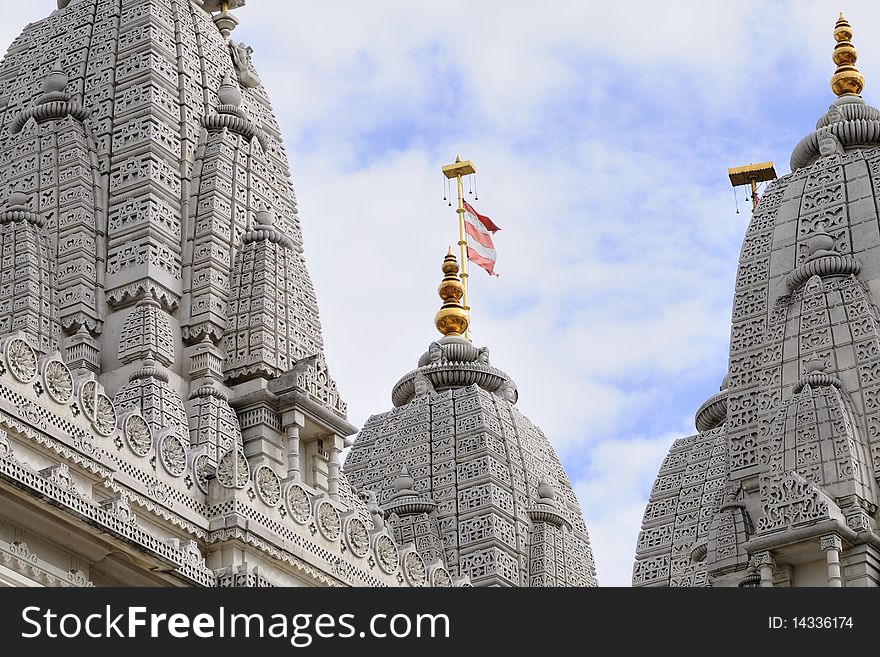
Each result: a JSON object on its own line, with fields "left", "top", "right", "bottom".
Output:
{"left": 230, "top": 41, "right": 262, "bottom": 88}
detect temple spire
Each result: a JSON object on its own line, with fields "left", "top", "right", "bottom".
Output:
{"left": 434, "top": 248, "right": 469, "bottom": 337}
{"left": 442, "top": 154, "right": 477, "bottom": 338}
{"left": 831, "top": 12, "right": 864, "bottom": 97}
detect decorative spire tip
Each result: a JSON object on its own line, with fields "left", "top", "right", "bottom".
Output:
{"left": 434, "top": 250, "right": 469, "bottom": 337}
{"left": 831, "top": 12, "right": 864, "bottom": 97}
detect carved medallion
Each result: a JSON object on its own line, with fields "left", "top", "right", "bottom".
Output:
{"left": 346, "top": 517, "right": 370, "bottom": 557}
{"left": 194, "top": 454, "right": 210, "bottom": 493}
{"left": 255, "top": 466, "right": 281, "bottom": 506}
{"left": 285, "top": 484, "right": 311, "bottom": 524}
{"left": 43, "top": 360, "right": 73, "bottom": 403}
{"left": 404, "top": 551, "right": 427, "bottom": 587}
{"left": 124, "top": 413, "right": 152, "bottom": 457}
{"left": 432, "top": 567, "right": 452, "bottom": 587}
{"left": 316, "top": 501, "right": 341, "bottom": 541}
{"left": 159, "top": 434, "right": 186, "bottom": 476}
{"left": 6, "top": 338, "right": 37, "bottom": 383}
{"left": 217, "top": 449, "right": 249, "bottom": 489}
{"left": 374, "top": 535, "right": 399, "bottom": 574}
{"left": 80, "top": 380, "right": 117, "bottom": 436}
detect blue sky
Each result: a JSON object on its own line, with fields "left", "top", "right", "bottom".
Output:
{"left": 7, "top": 1, "right": 880, "bottom": 586}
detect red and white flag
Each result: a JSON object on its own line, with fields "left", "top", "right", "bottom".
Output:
{"left": 463, "top": 200, "right": 500, "bottom": 277}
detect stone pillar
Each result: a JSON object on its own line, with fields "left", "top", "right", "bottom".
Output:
{"left": 328, "top": 441, "right": 341, "bottom": 501}
{"left": 820, "top": 534, "right": 843, "bottom": 587}
{"left": 753, "top": 551, "right": 775, "bottom": 587}
{"left": 282, "top": 410, "right": 305, "bottom": 482}
{"left": 287, "top": 425, "right": 301, "bottom": 481}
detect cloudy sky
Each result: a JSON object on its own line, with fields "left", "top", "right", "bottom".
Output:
{"left": 8, "top": 1, "right": 880, "bottom": 586}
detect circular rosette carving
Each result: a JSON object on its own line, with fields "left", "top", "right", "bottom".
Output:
{"left": 316, "top": 501, "right": 341, "bottom": 541}
{"left": 285, "top": 483, "right": 311, "bottom": 524}
{"left": 43, "top": 360, "right": 73, "bottom": 403}
{"left": 374, "top": 534, "right": 399, "bottom": 574}
{"left": 159, "top": 433, "right": 186, "bottom": 476}
{"left": 255, "top": 466, "right": 281, "bottom": 506}
{"left": 345, "top": 517, "right": 370, "bottom": 557}
{"left": 217, "top": 449, "right": 249, "bottom": 489}
{"left": 431, "top": 567, "right": 452, "bottom": 587}
{"left": 404, "top": 551, "right": 427, "bottom": 587}
{"left": 6, "top": 338, "right": 37, "bottom": 383}
{"left": 79, "top": 380, "right": 117, "bottom": 436}
{"left": 123, "top": 413, "right": 152, "bottom": 457}
{"left": 194, "top": 454, "right": 210, "bottom": 493}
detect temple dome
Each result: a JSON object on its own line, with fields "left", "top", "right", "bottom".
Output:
{"left": 345, "top": 251, "right": 598, "bottom": 586}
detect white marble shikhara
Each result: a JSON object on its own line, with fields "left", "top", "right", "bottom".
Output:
{"left": 0, "top": 1, "right": 597, "bottom": 588}
{"left": 634, "top": 16, "right": 880, "bottom": 588}
{"left": 346, "top": 332, "right": 598, "bottom": 587}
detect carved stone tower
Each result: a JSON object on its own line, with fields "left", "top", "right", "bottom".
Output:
{"left": 633, "top": 14, "right": 880, "bottom": 587}
{"left": 0, "top": 1, "right": 448, "bottom": 588}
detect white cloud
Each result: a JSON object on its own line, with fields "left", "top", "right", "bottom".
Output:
{"left": 574, "top": 429, "right": 687, "bottom": 586}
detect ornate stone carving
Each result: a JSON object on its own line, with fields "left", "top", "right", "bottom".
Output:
{"left": 118, "top": 298, "right": 175, "bottom": 366}
{"left": 182, "top": 541, "right": 205, "bottom": 568}
{"left": 187, "top": 378, "right": 243, "bottom": 462}
{"left": 751, "top": 551, "right": 775, "bottom": 569}
{"left": 412, "top": 372, "right": 434, "bottom": 398}
{"left": 818, "top": 131, "right": 845, "bottom": 157}
{"left": 39, "top": 463, "right": 74, "bottom": 491}
{"left": 757, "top": 472, "right": 832, "bottom": 533}
{"left": 255, "top": 466, "right": 281, "bottom": 507}
{"left": 404, "top": 551, "right": 427, "bottom": 587}
{"left": 159, "top": 433, "right": 186, "bottom": 476}
{"left": 217, "top": 449, "right": 249, "bottom": 489}
{"left": 293, "top": 354, "right": 347, "bottom": 416}
{"left": 345, "top": 517, "right": 370, "bottom": 557}
{"left": 820, "top": 534, "right": 843, "bottom": 551}
{"left": 316, "top": 501, "right": 341, "bottom": 541}
{"left": 224, "top": 211, "right": 327, "bottom": 387}
{"left": 285, "top": 483, "right": 312, "bottom": 524}
{"left": 43, "top": 360, "right": 73, "bottom": 404}
{"left": 348, "top": 375, "right": 597, "bottom": 586}
{"left": 374, "top": 535, "right": 399, "bottom": 574}
{"left": 694, "top": 388, "right": 727, "bottom": 432}
{"left": 9, "top": 541, "right": 37, "bottom": 563}
{"left": 80, "top": 380, "right": 117, "bottom": 436}
{"left": 194, "top": 454, "right": 211, "bottom": 494}
{"left": 431, "top": 567, "right": 453, "bottom": 587}
{"left": 124, "top": 413, "right": 153, "bottom": 457}
{"left": 66, "top": 570, "right": 91, "bottom": 587}
{"left": 0, "top": 195, "right": 61, "bottom": 355}
{"left": 363, "top": 489, "right": 385, "bottom": 530}
{"left": 6, "top": 338, "right": 37, "bottom": 383}
{"left": 0, "top": 430, "right": 9, "bottom": 459}
{"left": 230, "top": 41, "right": 262, "bottom": 88}
{"left": 114, "top": 365, "right": 189, "bottom": 447}
{"left": 100, "top": 496, "right": 137, "bottom": 525}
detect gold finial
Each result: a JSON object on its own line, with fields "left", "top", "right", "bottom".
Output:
{"left": 831, "top": 12, "right": 864, "bottom": 97}
{"left": 434, "top": 249, "right": 469, "bottom": 337}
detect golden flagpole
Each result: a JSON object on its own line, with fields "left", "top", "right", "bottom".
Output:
{"left": 442, "top": 155, "right": 476, "bottom": 338}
